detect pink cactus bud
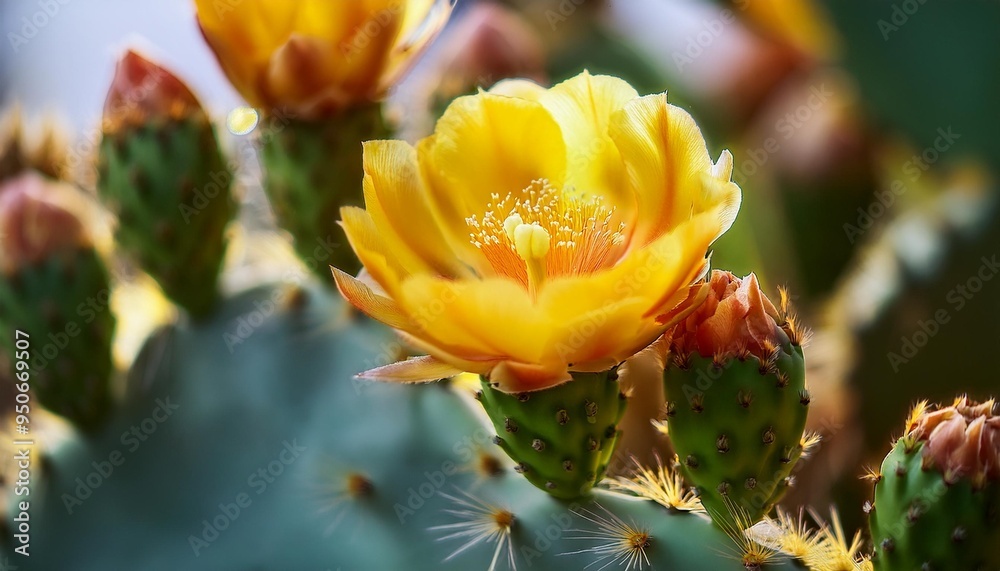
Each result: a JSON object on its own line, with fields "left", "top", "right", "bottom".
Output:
{"left": 911, "top": 396, "right": 1000, "bottom": 487}
{"left": 102, "top": 49, "right": 203, "bottom": 133}
{"left": 667, "top": 270, "right": 790, "bottom": 360}
{"left": 0, "top": 172, "right": 90, "bottom": 273}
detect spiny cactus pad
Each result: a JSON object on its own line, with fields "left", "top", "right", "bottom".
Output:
{"left": 5, "top": 283, "right": 808, "bottom": 570}
{"left": 477, "top": 368, "right": 626, "bottom": 499}
{"left": 869, "top": 424, "right": 1000, "bottom": 570}
{"left": 259, "top": 104, "right": 386, "bottom": 280}
{"left": 663, "top": 345, "right": 808, "bottom": 528}
{"left": 0, "top": 247, "right": 115, "bottom": 432}
{"left": 98, "top": 115, "right": 234, "bottom": 318}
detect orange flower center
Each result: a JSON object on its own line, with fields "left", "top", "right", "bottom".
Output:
{"left": 466, "top": 179, "right": 627, "bottom": 291}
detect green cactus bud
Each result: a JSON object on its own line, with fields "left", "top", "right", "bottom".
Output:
{"left": 662, "top": 271, "right": 809, "bottom": 529}
{"left": 0, "top": 172, "right": 115, "bottom": 432}
{"left": 97, "top": 50, "right": 235, "bottom": 319}
{"left": 869, "top": 396, "right": 1000, "bottom": 571}
{"left": 259, "top": 103, "right": 387, "bottom": 281}
{"left": 477, "top": 367, "right": 626, "bottom": 499}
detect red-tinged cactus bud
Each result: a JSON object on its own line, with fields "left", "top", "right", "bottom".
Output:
{"left": 97, "top": 49, "right": 233, "bottom": 319}
{"left": 437, "top": 4, "right": 546, "bottom": 95}
{"left": 661, "top": 270, "right": 808, "bottom": 529}
{"left": 102, "top": 49, "right": 204, "bottom": 134}
{"left": 909, "top": 396, "right": 1000, "bottom": 486}
{"left": 668, "top": 270, "right": 793, "bottom": 361}
{"left": 0, "top": 171, "right": 115, "bottom": 432}
{"left": 870, "top": 396, "right": 1000, "bottom": 570}
{"left": 0, "top": 171, "right": 90, "bottom": 274}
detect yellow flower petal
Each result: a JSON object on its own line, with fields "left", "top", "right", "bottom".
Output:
{"left": 381, "top": 0, "right": 455, "bottom": 91}
{"left": 489, "top": 78, "right": 547, "bottom": 100}
{"left": 357, "top": 355, "right": 464, "bottom": 383}
{"left": 361, "top": 140, "right": 471, "bottom": 278}
{"left": 539, "top": 72, "right": 637, "bottom": 215}
{"left": 338, "top": 206, "right": 408, "bottom": 297}
{"left": 488, "top": 360, "right": 572, "bottom": 393}
{"left": 417, "top": 91, "right": 567, "bottom": 271}
{"left": 608, "top": 94, "right": 741, "bottom": 246}
{"left": 397, "top": 274, "right": 546, "bottom": 363}
{"left": 332, "top": 267, "right": 416, "bottom": 331}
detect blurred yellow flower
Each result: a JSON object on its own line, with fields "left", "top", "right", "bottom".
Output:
{"left": 334, "top": 72, "right": 742, "bottom": 392}
{"left": 194, "top": 0, "right": 453, "bottom": 118}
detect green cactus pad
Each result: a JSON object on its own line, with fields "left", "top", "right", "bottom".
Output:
{"left": 98, "top": 115, "right": 234, "bottom": 319}
{"left": 662, "top": 345, "right": 808, "bottom": 528}
{"left": 6, "top": 283, "right": 806, "bottom": 570}
{"left": 259, "top": 104, "right": 387, "bottom": 281}
{"left": 869, "top": 440, "right": 1000, "bottom": 571}
{"left": 0, "top": 247, "right": 115, "bottom": 432}
{"left": 477, "top": 368, "right": 626, "bottom": 499}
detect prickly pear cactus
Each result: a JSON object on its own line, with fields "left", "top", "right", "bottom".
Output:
{"left": 477, "top": 367, "right": 626, "bottom": 499}
{"left": 661, "top": 272, "right": 809, "bottom": 529}
{"left": 6, "top": 283, "right": 807, "bottom": 570}
{"left": 664, "top": 351, "right": 808, "bottom": 526}
{"left": 97, "top": 51, "right": 234, "bottom": 318}
{"left": 0, "top": 172, "right": 115, "bottom": 433}
{"left": 259, "top": 104, "right": 387, "bottom": 279}
{"left": 868, "top": 398, "right": 1000, "bottom": 571}
{"left": 0, "top": 247, "right": 115, "bottom": 434}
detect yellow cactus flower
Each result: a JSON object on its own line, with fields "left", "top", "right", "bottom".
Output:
{"left": 333, "top": 72, "right": 742, "bottom": 393}
{"left": 194, "top": 0, "right": 453, "bottom": 118}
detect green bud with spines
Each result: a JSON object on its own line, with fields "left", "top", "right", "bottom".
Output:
{"left": 661, "top": 270, "right": 809, "bottom": 529}
{"left": 478, "top": 367, "right": 626, "bottom": 499}
{"left": 97, "top": 50, "right": 235, "bottom": 319}
{"left": 259, "top": 103, "right": 387, "bottom": 280}
{"left": 869, "top": 396, "right": 1000, "bottom": 571}
{"left": 0, "top": 172, "right": 115, "bottom": 433}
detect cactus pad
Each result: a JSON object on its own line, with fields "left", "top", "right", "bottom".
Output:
{"left": 259, "top": 104, "right": 386, "bottom": 280}
{"left": 477, "top": 368, "right": 626, "bottom": 499}
{"left": 98, "top": 115, "right": 234, "bottom": 318}
{"left": 0, "top": 247, "right": 115, "bottom": 432}
{"left": 662, "top": 345, "right": 808, "bottom": 528}
{"left": 869, "top": 417, "right": 1000, "bottom": 570}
